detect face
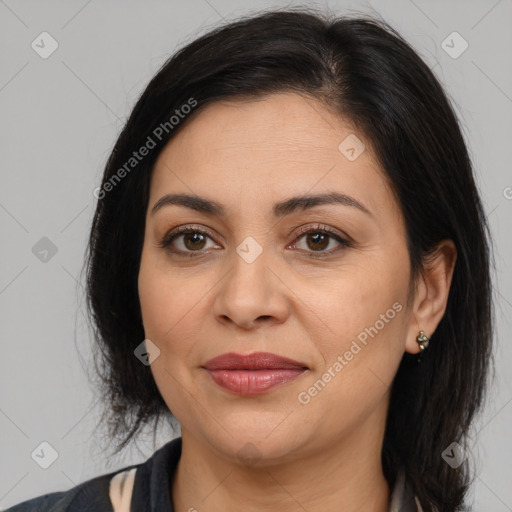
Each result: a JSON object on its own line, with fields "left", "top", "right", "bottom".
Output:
{"left": 138, "top": 92, "right": 416, "bottom": 466}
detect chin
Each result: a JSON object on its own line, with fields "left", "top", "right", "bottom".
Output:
{"left": 203, "top": 426, "right": 309, "bottom": 468}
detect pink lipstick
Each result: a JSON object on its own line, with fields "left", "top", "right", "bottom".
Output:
{"left": 202, "top": 352, "right": 308, "bottom": 396}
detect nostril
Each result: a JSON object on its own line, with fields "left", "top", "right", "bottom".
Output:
{"left": 257, "top": 315, "right": 272, "bottom": 321}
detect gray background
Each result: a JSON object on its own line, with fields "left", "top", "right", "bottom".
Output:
{"left": 1, "top": 0, "right": 511, "bottom": 509}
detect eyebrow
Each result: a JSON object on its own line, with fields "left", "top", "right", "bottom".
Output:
{"left": 150, "top": 191, "right": 371, "bottom": 217}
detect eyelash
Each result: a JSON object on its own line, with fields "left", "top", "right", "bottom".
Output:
{"left": 157, "top": 223, "right": 352, "bottom": 258}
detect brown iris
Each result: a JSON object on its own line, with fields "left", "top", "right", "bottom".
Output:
{"left": 183, "top": 232, "right": 207, "bottom": 250}
{"left": 306, "top": 232, "right": 329, "bottom": 251}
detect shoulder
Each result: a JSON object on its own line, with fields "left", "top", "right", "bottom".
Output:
{"left": 3, "top": 438, "right": 182, "bottom": 512}
{"left": 2, "top": 491, "right": 67, "bottom": 512}
{"left": 2, "top": 468, "right": 128, "bottom": 512}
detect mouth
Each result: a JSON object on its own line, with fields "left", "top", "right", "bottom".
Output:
{"left": 202, "top": 352, "right": 309, "bottom": 396}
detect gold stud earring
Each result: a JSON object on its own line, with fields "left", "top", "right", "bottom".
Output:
{"left": 416, "top": 330, "right": 430, "bottom": 351}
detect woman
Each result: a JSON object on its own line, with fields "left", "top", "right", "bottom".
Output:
{"left": 6, "top": 8, "right": 493, "bottom": 512}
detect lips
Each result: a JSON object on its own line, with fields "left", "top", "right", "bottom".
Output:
{"left": 202, "top": 352, "right": 308, "bottom": 371}
{"left": 202, "top": 352, "right": 308, "bottom": 396}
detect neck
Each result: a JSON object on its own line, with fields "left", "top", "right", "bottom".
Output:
{"left": 171, "top": 410, "right": 391, "bottom": 512}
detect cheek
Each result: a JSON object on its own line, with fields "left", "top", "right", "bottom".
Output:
{"left": 138, "top": 252, "right": 223, "bottom": 378}
{"left": 310, "top": 261, "right": 405, "bottom": 339}
{"left": 138, "top": 250, "right": 200, "bottom": 343}
{"left": 308, "top": 259, "right": 409, "bottom": 388}
{"left": 138, "top": 253, "right": 204, "bottom": 420}
{"left": 299, "top": 297, "right": 407, "bottom": 433}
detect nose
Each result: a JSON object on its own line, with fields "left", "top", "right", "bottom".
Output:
{"left": 212, "top": 246, "right": 291, "bottom": 330}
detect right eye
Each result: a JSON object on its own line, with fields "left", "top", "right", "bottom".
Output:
{"left": 158, "top": 226, "right": 222, "bottom": 257}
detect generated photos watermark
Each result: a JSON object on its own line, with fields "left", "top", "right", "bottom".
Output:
{"left": 93, "top": 97, "right": 198, "bottom": 200}
{"left": 297, "top": 301, "right": 403, "bottom": 405}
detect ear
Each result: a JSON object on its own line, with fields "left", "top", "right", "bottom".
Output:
{"left": 405, "top": 240, "right": 457, "bottom": 354}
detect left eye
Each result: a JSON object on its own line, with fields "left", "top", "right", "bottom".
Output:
{"left": 290, "top": 230, "right": 348, "bottom": 252}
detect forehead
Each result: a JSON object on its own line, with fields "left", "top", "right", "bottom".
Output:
{"left": 150, "top": 92, "right": 395, "bottom": 217}
{"left": 156, "top": 92, "right": 361, "bottom": 164}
